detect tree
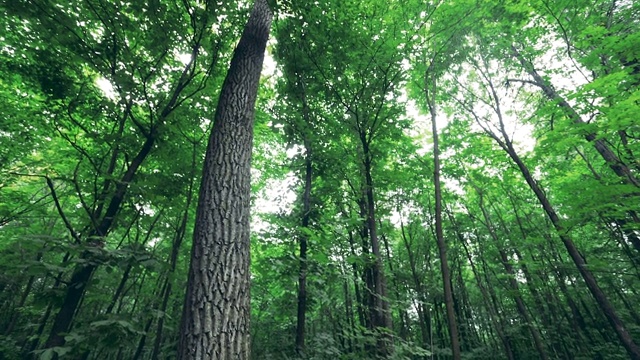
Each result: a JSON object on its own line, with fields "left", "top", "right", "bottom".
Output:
{"left": 450, "top": 39, "right": 640, "bottom": 358}
{"left": 177, "top": 1, "right": 273, "bottom": 359}
{"left": 1, "top": 1, "right": 226, "bottom": 357}
{"left": 1, "top": 1, "right": 638, "bottom": 359}
{"left": 424, "top": 40, "right": 462, "bottom": 360}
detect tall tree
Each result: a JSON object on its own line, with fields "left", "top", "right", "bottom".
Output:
{"left": 1, "top": 1, "right": 223, "bottom": 354}
{"left": 2, "top": 1, "right": 639, "bottom": 359}
{"left": 178, "top": 1, "right": 273, "bottom": 359}
{"left": 425, "top": 56, "right": 462, "bottom": 360}
{"left": 452, "top": 45, "right": 640, "bottom": 359}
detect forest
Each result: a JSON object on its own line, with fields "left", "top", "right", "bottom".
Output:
{"left": 0, "top": 0, "right": 639, "bottom": 359}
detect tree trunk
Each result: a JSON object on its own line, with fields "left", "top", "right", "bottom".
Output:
{"left": 3, "top": 250, "right": 41, "bottom": 335}
{"left": 44, "top": 134, "right": 157, "bottom": 350}
{"left": 455, "top": 222, "right": 515, "bottom": 360}
{"left": 511, "top": 45, "right": 640, "bottom": 188}
{"left": 493, "top": 131, "right": 640, "bottom": 359}
{"left": 381, "top": 228, "right": 408, "bottom": 340}
{"left": 477, "top": 240, "right": 519, "bottom": 359}
{"left": 467, "top": 56, "right": 640, "bottom": 358}
{"left": 399, "top": 221, "right": 432, "bottom": 350}
{"left": 475, "top": 198, "right": 548, "bottom": 360}
{"left": 362, "top": 145, "right": 394, "bottom": 357}
{"left": 346, "top": 230, "right": 367, "bottom": 329}
{"left": 504, "top": 197, "right": 571, "bottom": 357}
{"left": 177, "top": 1, "right": 272, "bottom": 359}
{"left": 295, "top": 136, "right": 312, "bottom": 356}
{"left": 426, "top": 82, "right": 462, "bottom": 360}
{"left": 152, "top": 143, "right": 198, "bottom": 360}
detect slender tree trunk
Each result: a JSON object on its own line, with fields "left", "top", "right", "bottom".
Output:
{"left": 152, "top": 143, "right": 197, "bottom": 360}
{"left": 446, "top": 211, "right": 515, "bottom": 360}
{"left": 454, "top": 260, "right": 479, "bottom": 351}
{"left": 295, "top": 136, "right": 313, "bottom": 356}
{"left": 511, "top": 45, "right": 640, "bottom": 188}
{"left": 477, "top": 244, "right": 519, "bottom": 359}
{"left": 537, "top": 244, "right": 596, "bottom": 356}
{"left": 4, "top": 251, "right": 41, "bottom": 335}
{"left": 399, "top": 221, "right": 432, "bottom": 350}
{"left": 177, "top": 1, "right": 272, "bottom": 359}
{"left": 504, "top": 196, "right": 572, "bottom": 357}
{"left": 44, "top": 135, "right": 157, "bottom": 350}
{"left": 362, "top": 146, "right": 394, "bottom": 357}
{"left": 21, "top": 252, "right": 70, "bottom": 355}
{"left": 42, "top": 15, "right": 206, "bottom": 349}
{"left": 106, "top": 265, "right": 132, "bottom": 314}
{"left": 132, "top": 316, "right": 155, "bottom": 360}
{"left": 574, "top": 146, "right": 640, "bottom": 259}
{"left": 479, "top": 127, "right": 640, "bottom": 358}
{"left": 426, "top": 70, "right": 461, "bottom": 360}
{"left": 476, "top": 199, "right": 549, "bottom": 359}
{"left": 503, "top": 140, "right": 640, "bottom": 359}
{"left": 342, "top": 270, "right": 355, "bottom": 353}
{"left": 357, "top": 197, "right": 376, "bottom": 333}
{"left": 455, "top": 224, "right": 515, "bottom": 360}
{"left": 380, "top": 229, "right": 408, "bottom": 339}
{"left": 465, "top": 57, "right": 640, "bottom": 358}
{"left": 346, "top": 229, "right": 367, "bottom": 329}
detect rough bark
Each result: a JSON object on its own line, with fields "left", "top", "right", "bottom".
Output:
{"left": 177, "top": 1, "right": 272, "bottom": 359}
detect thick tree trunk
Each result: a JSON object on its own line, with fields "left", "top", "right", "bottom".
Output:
{"left": 177, "top": 1, "right": 272, "bottom": 359}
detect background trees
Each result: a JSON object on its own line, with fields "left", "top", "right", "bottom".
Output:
{"left": 0, "top": 0, "right": 638, "bottom": 359}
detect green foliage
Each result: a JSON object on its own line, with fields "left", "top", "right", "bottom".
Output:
{"left": 0, "top": 0, "right": 638, "bottom": 359}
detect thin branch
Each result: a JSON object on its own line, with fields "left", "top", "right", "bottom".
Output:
{"left": 43, "top": 175, "right": 82, "bottom": 244}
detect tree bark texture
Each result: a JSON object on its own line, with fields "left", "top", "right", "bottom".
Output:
{"left": 177, "top": 1, "right": 272, "bottom": 359}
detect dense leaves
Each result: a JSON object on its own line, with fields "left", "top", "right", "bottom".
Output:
{"left": 0, "top": 0, "right": 638, "bottom": 359}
